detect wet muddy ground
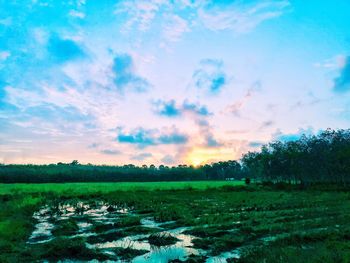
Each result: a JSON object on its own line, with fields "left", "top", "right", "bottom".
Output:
{"left": 27, "top": 194, "right": 350, "bottom": 263}
{"left": 17, "top": 189, "right": 350, "bottom": 262}
{"left": 28, "top": 202, "right": 212, "bottom": 262}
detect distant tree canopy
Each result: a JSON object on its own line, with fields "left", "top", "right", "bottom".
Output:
{"left": 0, "top": 129, "right": 349, "bottom": 184}
{"left": 241, "top": 129, "right": 350, "bottom": 185}
{"left": 0, "top": 161, "right": 243, "bottom": 183}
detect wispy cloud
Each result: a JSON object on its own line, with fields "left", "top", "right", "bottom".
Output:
{"left": 0, "top": 51, "right": 10, "bottom": 61}
{"left": 47, "top": 34, "right": 87, "bottom": 62}
{"left": 248, "top": 141, "right": 264, "bottom": 148}
{"left": 205, "top": 135, "right": 222, "bottom": 147}
{"left": 24, "top": 104, "right": 91, "bottom": 123}
{"left": 333, "top": 56, "right": 350, "bottom": 93}
{"left": 69, "top": 10, "right": 85, "bottom": 19}
{"left": 112, "top": 53, "right": 150, "bottom": 92}
{"left": 88, "top": 143, "right": 99, "bottom": 149}
{"left": 161, "top": 14, "right": 190, "bottom": 43}
{"left": 198, "top": 0, "right": 290, "bottom": 33}
{"left": 290, "top": 91, "right": 321, "bottom": 110}
{"left": 196, "top": 119, "right": 222, "bottom": 148}
{"left": 152, "top": 99, "right": 211, "bottom": 117}
{"left": 314, "top": 55, "right": 346, "bottom": 69}
{"left": 101, "top": 149, "right": 121, "bottom": 155}
{"left": 182, "top": 100, "right": 211, "bottom": 116}
{"left": 193, "top": 59, "right": 227, "bottom": 93}
{"left": 226, "top": 81, "right": 261, "bottom": 116}
{"left": 152, "top": 99, "right": 180, "bottom": 117}
{"left": 116, "top": 0, "right": 167, "bottom": 32}
{"left": 117, "top": 0, "right": 290, "bottom": 36}
{"left": 131, "top": 152, "right": 153, "bottom": 161}
{"left": 259, "top": 120, "right": 274, "bottom": 130}
{"left": 161, "top": 154, "right": 176, "bottom": 165}
{"left": 158, "top": 133, "right": 188, "bottom": 144}
{"left": 117, "top": 127, "right": 188, "bottom": 148}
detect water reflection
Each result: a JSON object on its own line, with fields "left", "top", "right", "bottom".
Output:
{"left": 28, "top": 202, "right": 241, "bottom": 262}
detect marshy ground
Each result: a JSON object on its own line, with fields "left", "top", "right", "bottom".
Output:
{"left": 1, "top": 182, "right": 350, "bottom": 262}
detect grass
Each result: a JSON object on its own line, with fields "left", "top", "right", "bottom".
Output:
{"left": 87, "top": 231, "right": 126, "bottom": 244}
{"left": 52, "top": 219, "right": 79, "bottom": 236}
{"left": 22, "top": 237, "right": 111, "bottom": 261}
{"left": 0, "top": 181, "right": 244, "bottom": 195}
{"left": 148, "top": 232, "right": 179, "bottom": 246}
{"left": 1, "top": 181, "right": 350, "bottom": 262}
{"left": 237, "top": 233, "right": 350, "bottom": 263}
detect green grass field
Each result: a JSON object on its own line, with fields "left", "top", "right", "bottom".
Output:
{"left": 1, "top": 181, "right": 350, "bottom": 262}
{"left": 0, "top": 180, "right": 244, "bottom": 194}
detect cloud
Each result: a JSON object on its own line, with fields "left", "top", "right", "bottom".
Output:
{"left": 69, "top": 10, "right": 85, "bottom": 19}
{"left": 112, "top": 54, "right": 150, "bottom": 92}
{"left": 290, "top": 91, "right": 321, "bottom": 110}
{"left": 259, "top": 120, "right": 274, "bottom": 130}
{"left": 88, "top": 143, "right": 99, "bottom": 149}
{"left": 248, "top": 141, "right": 264, "bottom": 148}
{"left": 153, "top": 99, "right": 180, "bottom": 117}
{"left": 116, "top": 1, "right": 167, "bottom": 32}
{"left": 47, "top": 34, "right": 87, "bottom": 62}
{"left": 193, "top": 59, "right": 227, "bottom": 93}
{"left": 161, "top": 154, "right": 176, "bottom": 165}
{"left": 101, "top": 149, "right": 121, "bottom": 155}
{"left": 152, "top": 99, "right": 211, "bottom": 117}
{"left": 226, "top": 80, "right": 261, "bottom": 116}
{"left": 333, "top": 56, "right": 350, "bottom": 93}
{"left": 162, "top": 14, "right": 190, "bottom": 43}
{"left": 131, "top": 152, "right": 152, "bottom": 161}
{"left": 0, "top": 78, "right": 6, "bottom": 102}
{"left": 158, "top": 133, "right": 188, "bottom": 144}
{"left": 117, "top": 128, "right": 156, "bottom": 146}
{"left": 314, "top": 55, "right": 346, "bottom": 69}
{"left": 182, "top": 101, "right": 211, "bottom": 116}
{"left": 205, "top": 135, "right": 222, "bottom": 147}
{"left": 196, "top": 119, "right": 223, "bottom": 148}
{"left": 23, "top": 104, "right": 91, "bottom": 123}
{"left": 0, "top": 51, "right": 10, "bottom": 61}
{"left": 117, "top": 0, "right": 290, "bottom": 37}
{"left": 1, "top": 100, "right": 95, "bottom": 140}
{"left": 198, "top": 0, "right": 290, "bottom": 33}
{"left": 117, "top": 127, "right": 188, "bottom": 148}
{"left": 273, "top": 127, "right": 314, "bottom": 142}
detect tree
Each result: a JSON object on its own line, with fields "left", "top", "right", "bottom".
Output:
{"left": 70, "top": 160, "right": 79, "bottom": 166}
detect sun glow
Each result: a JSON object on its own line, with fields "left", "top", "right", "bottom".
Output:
{"left": 186, "top": 147, "right": 235, "bottom": 166}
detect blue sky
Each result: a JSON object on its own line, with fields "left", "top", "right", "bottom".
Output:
{"left": 0, "top": 0, "right": 350, "bottom": 165}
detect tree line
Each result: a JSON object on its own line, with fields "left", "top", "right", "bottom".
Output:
{"left": 242, "top": 129, "right": 350, "bottom": 185}
{"left": 0, "top": 129, "right": 349, "bottom": 184}
{"left": 0, "top": 160, "right": 243, "bottom": 183}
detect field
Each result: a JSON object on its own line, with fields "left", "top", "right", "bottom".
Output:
{"left": 1, "top": 181, "right": 350, "bottom": 262}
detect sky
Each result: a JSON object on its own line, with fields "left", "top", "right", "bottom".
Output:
{"left": 1, "top": 0, "right": 350, "bottom": 166}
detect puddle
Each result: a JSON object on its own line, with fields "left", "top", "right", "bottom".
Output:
{"left": 28, "top": 221, "right": 55, "bottom": 244}
{"left": 28, "top": 202, "right": 130, "bottom": 244}
{"left": 133, "top": 246, "right": 200, "bottom": 263}
{"left": 88, "top": 227, "right": 202, "bottom": 262}
{"left": 206, "top": 250, "right": 241, "bottom": 263}
{"left": 28, "top": 202, "right": 245, "bottom": 262}
{"left": 28, "top": 206, "right": 55, "bottom": 244}
{"left": 140, "top": 217, "right": 163, "bottom": 229}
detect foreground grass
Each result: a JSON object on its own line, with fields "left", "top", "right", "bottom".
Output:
{"left": 1, "top": 181, "right": 350, "bottom": 262}
{"left": 0, "top": 181, "right": 242, "bottom": 262}
{"left": 0, "top": 180, "right": 244, "bottom": 195}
